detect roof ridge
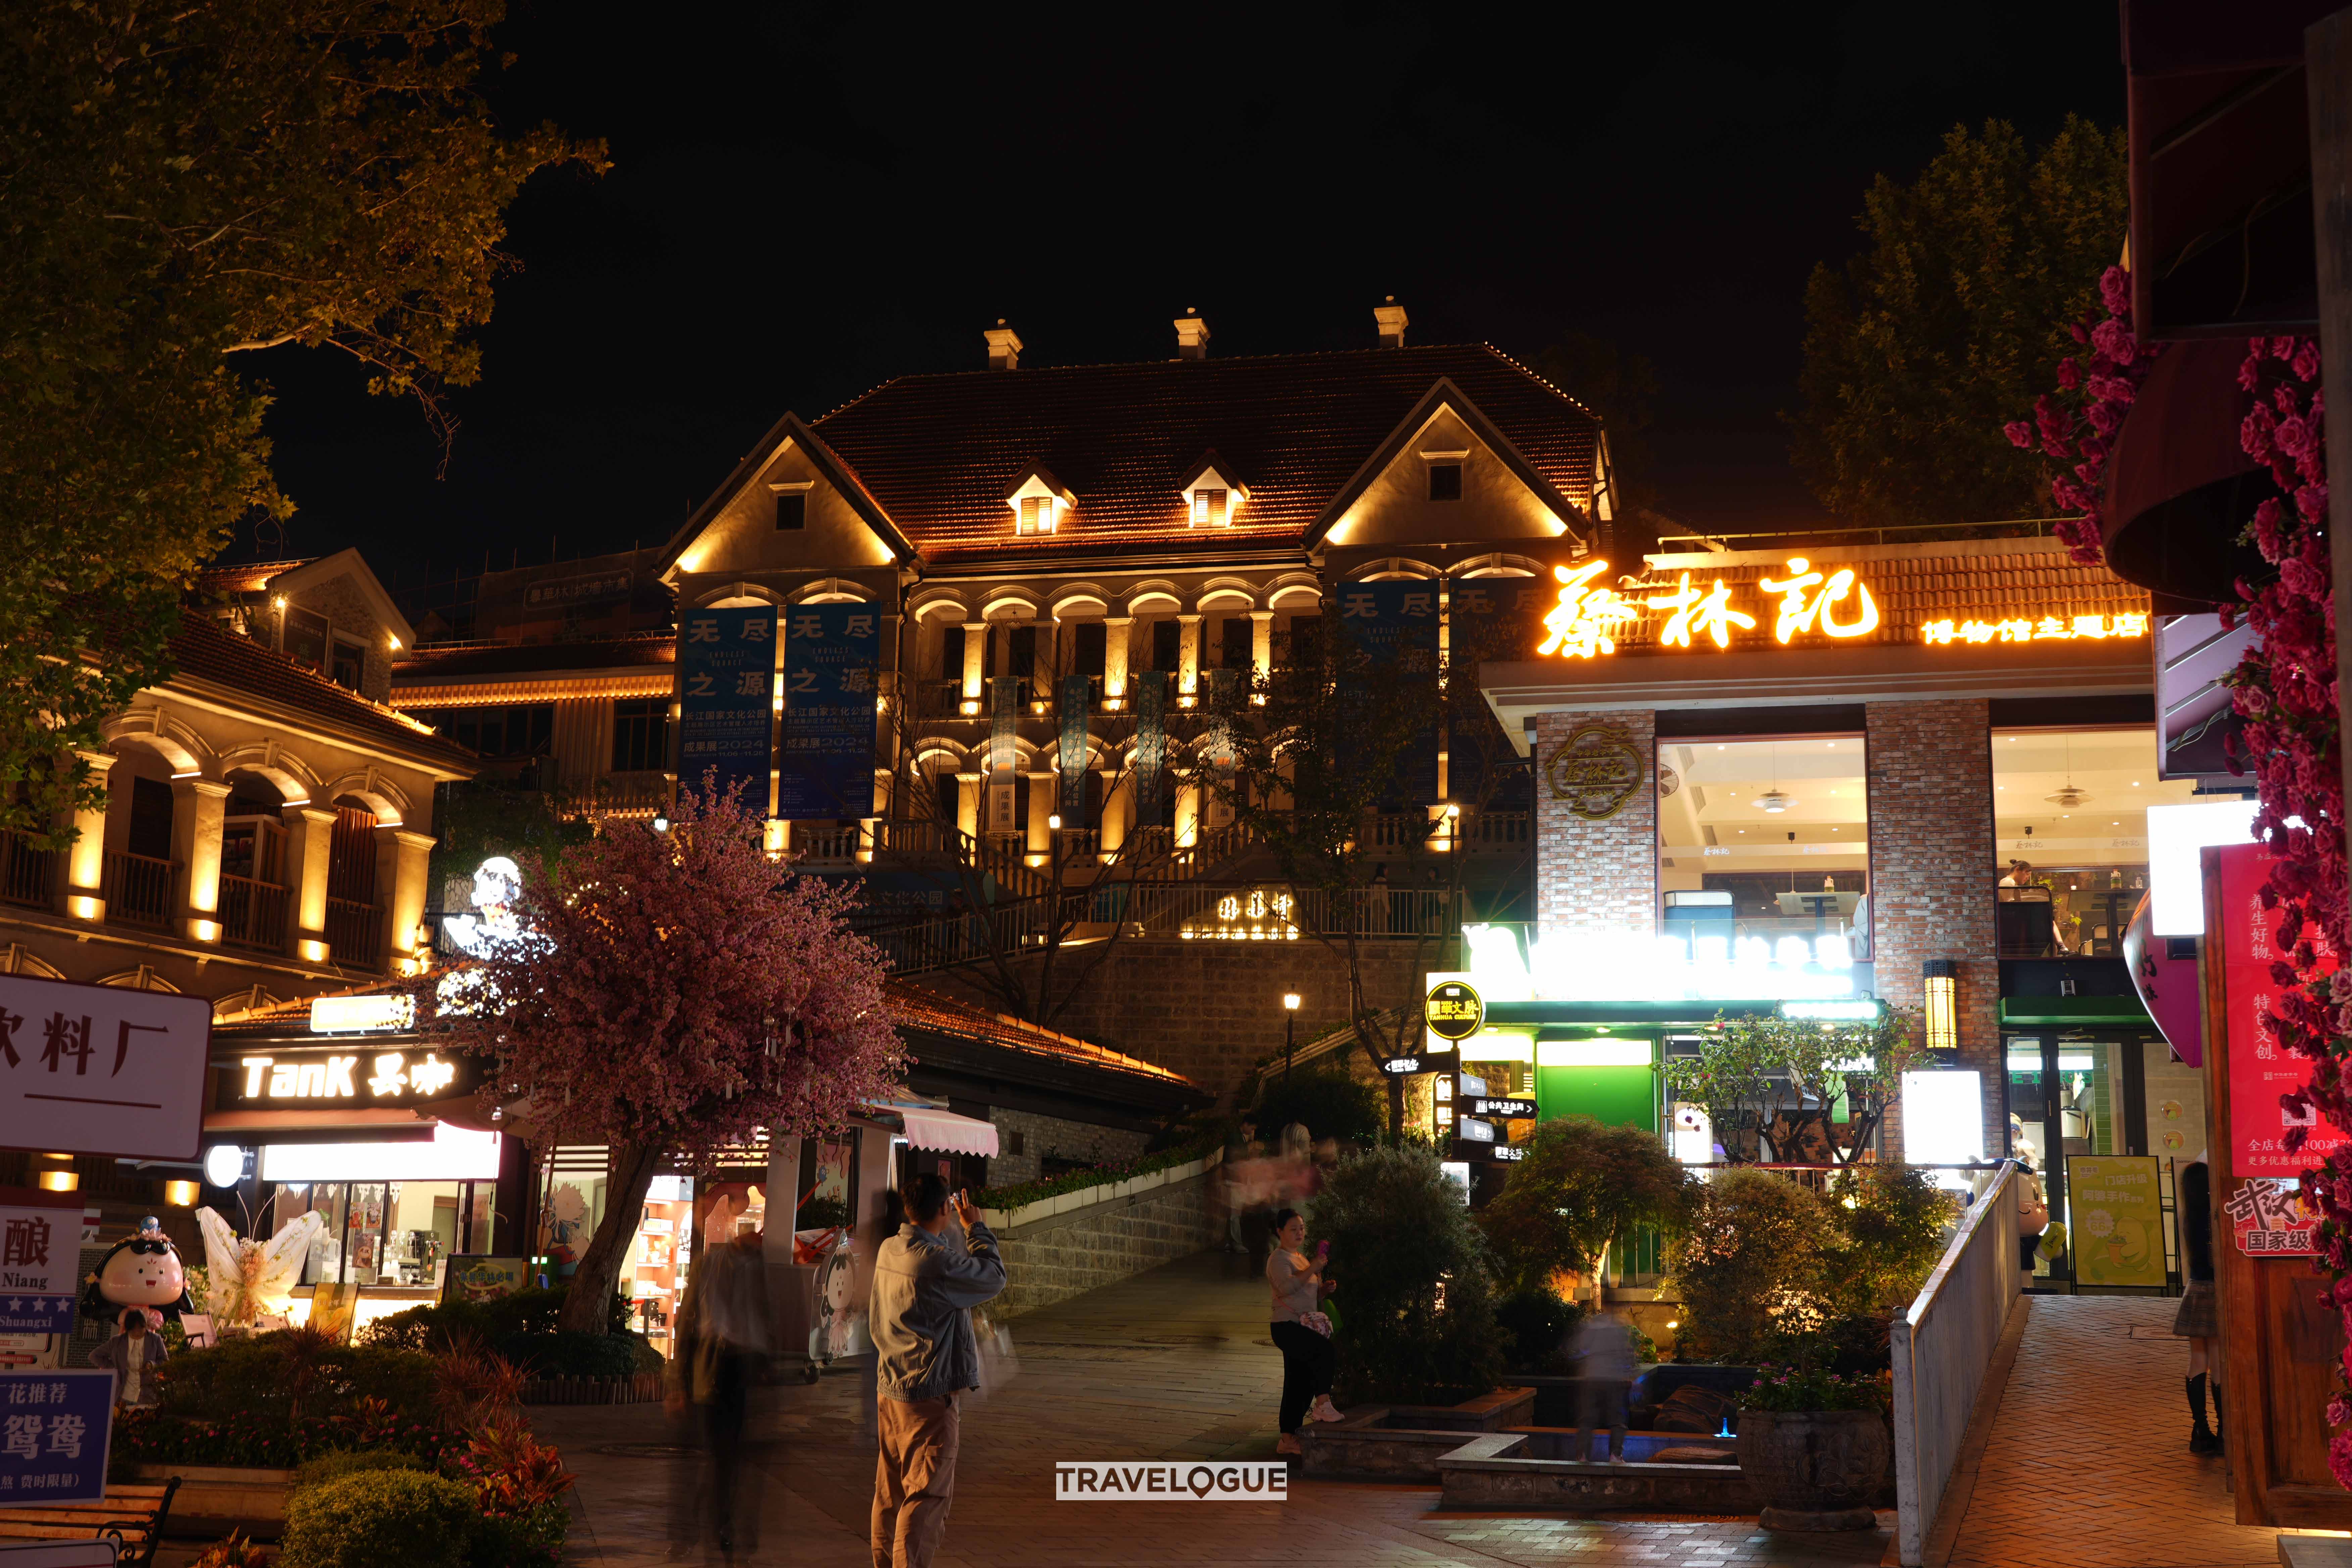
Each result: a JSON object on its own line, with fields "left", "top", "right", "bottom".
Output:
{"left": 1480, "top": 343, "right": 1603, "bottom": 424}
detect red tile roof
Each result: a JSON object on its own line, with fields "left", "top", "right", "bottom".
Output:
{"left": 195, "top": 559, "right": 315, "bottom": 596}
{"left": 885, "top": 981, "right": 1193, "bottom": 1087}
{"left": 1612, "top": 541, "right": 2151, "bottom": 653}
{"left": 166, "top": 612, "right": 477, "bottom": 772}
{"left": 809, "top": 344, "right": 1602, "bottom": 564}
{"left": 393, "top": 632, "right": 676, "bottom": 680}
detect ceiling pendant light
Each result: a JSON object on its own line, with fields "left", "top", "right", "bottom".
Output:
{"left": 2044, "top": 734, "right": 2090, "bottom": 808}
{"left": 1758, "top": 742, "right": 1794, "bottom": 813}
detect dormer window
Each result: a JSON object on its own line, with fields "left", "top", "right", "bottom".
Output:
{"left": 769, "top": 480, "right": 813, "bottom": 530}
{"left": 1428, "top": 463, "right": 1463, "bottom": 501}
{"left": 1176, "top": 450, "right": 1247, "bottom": 529}
{"left": 1004, "top": 462, "right": 1075, "bottom": 538}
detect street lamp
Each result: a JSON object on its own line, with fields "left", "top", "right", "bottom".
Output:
{"left": 1283, "top": 992, "right": 1302, "bottom": 1079}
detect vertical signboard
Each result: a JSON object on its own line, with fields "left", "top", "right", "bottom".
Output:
{"left": 2064, "top": 1155, "right": 2167, "bottom": 1287}
{"left": 1058, "top": 675, "right": 1092, "bottom": 819}
{"left": 2216, "top": 842, "right": 2346, "bottom": 1181}
{"left": 677, "top": 605, "right": 778, "bottom": 810}
{"left": 1133, "top": 671, "right": 1167, "bottom": 828}
{"left": 777, "top": 603, "right": 880, "bottom": 821}
{"left": 1447, "top": 577, "right": 1547, "bottom": 801}
{"left": 1336, "top": 580, "right": 1440, "bottom": 804}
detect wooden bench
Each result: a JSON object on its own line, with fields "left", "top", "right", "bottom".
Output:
{"left": 0, "top": 1477, "right": 182, "bottom": 1566}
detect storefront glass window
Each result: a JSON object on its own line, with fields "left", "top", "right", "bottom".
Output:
{"left": 1991, "top": 727, "right": 2202, "bottom": 956}
{"left": 1656, "top": 734, "right": 1869, "bottom": 970}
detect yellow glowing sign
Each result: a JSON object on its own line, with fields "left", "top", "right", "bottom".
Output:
{"left": 1537, "top": 561, "right": 1639, "bottom": 658}
{"left": 1649, "top": 572, "right": 1756, "bottom": 649}
{"left": 1921, "top": 612, "right": 2149, "bottom": 646}
{"left": 1758, "top": 557, "right": 1879, "bottom": 641}
{"left": 1180, "top": 887, "right": 1300, "bottom": 941}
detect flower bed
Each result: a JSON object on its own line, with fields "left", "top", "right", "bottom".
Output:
{"left": 973, "top": 1135, "right": 1220, "bottom": 1214}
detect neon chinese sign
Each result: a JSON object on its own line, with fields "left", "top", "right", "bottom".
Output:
{"left": 1535, "top": 557, "right": 2146, "bottom": 659}
{"left": 1180, "top": 888, "right": 1301, "bottom": 941}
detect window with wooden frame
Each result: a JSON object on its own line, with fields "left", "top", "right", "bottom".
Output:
{"left": 1189, "top": 488, "right": 1230, "bottom": 527}
{"left": 1017, "top": 496, "right": 1057, "bottom": 535}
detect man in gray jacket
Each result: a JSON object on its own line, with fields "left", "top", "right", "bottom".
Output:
{"left": 868, "top": 1171, "right": 1007, "bottom": 1568}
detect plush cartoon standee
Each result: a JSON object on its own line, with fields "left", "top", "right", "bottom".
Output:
{"left": 80, "top": 1217, "right": 194, "bottom": 1323}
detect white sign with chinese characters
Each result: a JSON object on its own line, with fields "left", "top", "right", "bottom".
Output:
{"left": 0, "top": 1209, "right": 85, "bottom": 1335}
{"left": 0, "top": 975, "right": 210, "bottom": 1160}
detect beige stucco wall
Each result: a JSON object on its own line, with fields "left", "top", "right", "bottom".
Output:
{"left": 1325, "top": 405, "right": 1572, "bottom": 549}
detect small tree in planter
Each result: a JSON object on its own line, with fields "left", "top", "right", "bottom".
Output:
{"left": 407, "top": 777, "right": 905, "bottom": 1334}
{"left": 1666, "top": 1170, "right": 1845, "bottom": 1366}
{"left": 1661, "top": 1008, "right": 1925, "bottom": 1164}
{"left": 1312, "top": 1144, "right": 1506, "bottom": 1406}
{"left": 1475, "top": 1115, "right": 1692, "bottom": 1304}
{"left": 1735, "top": 1363, "right": 1893, "bottom": 1532}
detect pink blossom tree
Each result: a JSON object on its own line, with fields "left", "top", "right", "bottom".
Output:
{"left": 411, "top": 778, "right": 904, "bottom": 1334}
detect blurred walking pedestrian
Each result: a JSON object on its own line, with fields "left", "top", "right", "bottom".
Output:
{"left": 1569, "top": 1306, "right": 1637, "bottom": 1463}
{"left": 869, "top": 1173, "right": 1007, "bottom": 1568}
{"left": 1267, "top": 1208, "right": 1340, "bottom": 1456}
{"left": 666, "top": 1221, "right": 774, "bottom": 1560}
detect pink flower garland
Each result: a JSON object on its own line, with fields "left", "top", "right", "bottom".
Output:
{"left": 2016, "top": 280, "right": 2352, "bottom": 1483}
{"left": 2005, "top": 265, "right": 2164, "bottom": 566}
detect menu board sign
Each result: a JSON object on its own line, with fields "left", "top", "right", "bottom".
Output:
{"left": 2065, "top": 1156, "right": 2167, "bottom": 1287}
{"left": 2216, "top": 843, "right": 2346, "bottom": 1180}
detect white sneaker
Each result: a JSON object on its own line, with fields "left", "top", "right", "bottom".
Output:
{"left": 1311, "top": 1397, "right": 1344, "bottom": 1423}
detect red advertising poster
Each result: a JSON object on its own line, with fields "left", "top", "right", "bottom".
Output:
{"left": 2226, "top": 1177, "right": 2320, "bottom": 1257}
{"left": 2217, "top": 843, "right": 2347, "bottom": 1179}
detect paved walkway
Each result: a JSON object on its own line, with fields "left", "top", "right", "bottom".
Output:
{"left": 1940, "top": 1295, "right": 2276, "bottom": 1568}
{"left": 541, "top": 1250, "right": 1893, "bottom": 1568}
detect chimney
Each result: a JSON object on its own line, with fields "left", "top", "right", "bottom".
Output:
{"left": 1374, "top": 296, "right": 1408, "bottom": 349}
{"left": 1174, "top": 307, "right": 1210, "bottom": 360}
{"left": 984, "top": 320, "right": 1023, "bottom": 371}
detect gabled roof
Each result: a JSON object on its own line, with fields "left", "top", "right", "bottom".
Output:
{"left": 657, "top": 412, "right": 917, "bottom": 578}
{"left": 164, "top": 612, "right": 476, "bottom": 774}
{"left": 197, "top": 550, "right": 415, "bottom": 649}
{"left": 1304, "top": 376, "right": 1590, "bottom": 550}
{"left": 805, "top": 343, "right": 1603, "bottom": 563}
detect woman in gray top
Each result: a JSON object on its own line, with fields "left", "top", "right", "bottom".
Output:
{"left": 1267, "top": 1209, "right": 1340, "bottom": 1455}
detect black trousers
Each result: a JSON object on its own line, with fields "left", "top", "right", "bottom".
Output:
{"left": 1272, "top": 1320, "right": 1335, "bottom": 1434}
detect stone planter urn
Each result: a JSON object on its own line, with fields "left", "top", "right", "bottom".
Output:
{"left": 1733, "top": 1409, "right": 1887, "bottom": 1531}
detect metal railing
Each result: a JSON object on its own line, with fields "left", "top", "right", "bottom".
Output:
{"left": 103, "top": 851, "right": 175, "bottom": 930}
{"left": 0, "top": 830, "right": 54, "bottom": 911}
{"left": 1892, "top": 1162, "right": 2020, "bottom": 1567}
{"left": 217, "top": 874, "right": 291, "bottom": 953}
{"left": 325, "top": 896, "right": 385, "bottom": 970}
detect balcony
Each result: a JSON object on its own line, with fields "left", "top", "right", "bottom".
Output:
{"left": 102, "top": 851, "right": 175, "bottom": 930}
{"left": 217, "top": 874, "right": 291, "bottom": 954}
{"left": 0, "top": 831, "right": 54, "bottom": 912}
{"left": 325, "top": 896, "right": 385, "bottom": 970}
{"left": 794, "top": 824, "right": 865, "bottom": 866}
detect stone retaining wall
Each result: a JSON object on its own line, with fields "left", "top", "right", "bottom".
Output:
{"left": 991, "top": 1170, "right": 1222, "bottom": 1319}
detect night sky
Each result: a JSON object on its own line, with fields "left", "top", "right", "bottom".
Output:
{"left": 242, "top": 3, "right": 2127, "bottom": 592}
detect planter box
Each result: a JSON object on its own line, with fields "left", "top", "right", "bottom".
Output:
{"left": 1299, "top": 1387, "right": 1536, "bottom": 1482}
{"left": 981, "top": 1151, "right": 1220, "bottom": 1232}
{"left": 1437, "top": 1432, "right": 1759, "bottom": 1513}
{"left": 522, "top": 1371, "right": 665, "bottom": 1405}
{"left": 132, "top": 1463, "right": 291, "bottom": 1531}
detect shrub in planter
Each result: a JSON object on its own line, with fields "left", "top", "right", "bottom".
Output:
{"left": 494, "top": 1330, "right": 643, "bottom": 1378}
{"left": 451, "top": 1420, "right": 574, "bottom": 1568}
{"left": 1734, "top": 1363, "right": 1894, "bottom": 1531}
{"left": 156, "top": 1333, "right": 437, "bottom": 1427}
{"left": 470, "top": 1502, "right": 567, "bottom": 1568}
{"left": 1494, "top": 1286, "right": 1587, "bottom": 1374}
{"left": 292, "top": 1449, "right": 430, "bottom": 1492}
{"left": 279, "top": 1470, "right": 478, "bottom": 1568}
{"left": 1313, "top": 1143, "right": 1508, "bottom": 1405}
{"left": 357, "top": 1303, "right": 494, "bottom": 1355}
{"left": 1828, "top": 1164, "right": 1957, "bottom": 1312}
{"left": 1666, "top": 1170, "right": 1843, "bottom": 1364}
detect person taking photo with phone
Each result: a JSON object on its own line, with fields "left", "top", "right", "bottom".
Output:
{"left": 1267, "top": 1207, "right": 1342, "bottom": 1455}
{"left": 869, "top": 1173, "right": 1007, "bottom": 1568}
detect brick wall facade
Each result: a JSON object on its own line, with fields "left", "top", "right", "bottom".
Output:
{"left": 1865, "top": 699, "right": 2001, "bottom": 1156}
{"left": 991, "top": 1171, "right": 1223, "bottom": 1318}
{"left": 1534, "top": 709, "right": 1658, "bottom": 937}
{"left": 918, "top": 938, "right": 1439, "bottom": 1099}
{"left": 983, "top": 1108, "right": 1150, "bottom": 1189}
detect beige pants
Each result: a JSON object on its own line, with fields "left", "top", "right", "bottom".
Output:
{"left": 872, "top": 1393, "right": 959, "bottom": 1568}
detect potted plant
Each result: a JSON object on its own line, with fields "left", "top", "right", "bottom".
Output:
{"left": 1733, "top": 1363, "right": 1890, "bottom": 1531}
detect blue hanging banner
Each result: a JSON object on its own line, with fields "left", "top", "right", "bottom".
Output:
{"left": 989, "top": 677, "right": 1021, "bottom": 781}
{"left": 1133, "top": 671, "right": 1167, "bottom": 826}
{"left": 777, "top": 603, "right": 881, "bottom": 821}
{"left": 676, "top": 605, "right": 777, "bottom": 812}
{"left": 1446, "top": 576, "right": 1549, "bottom": 801}
{"left": 0, "top": 1370, "right": 113, "bottom": 1503}
{"left": 1335, "top": 580, "right": 1440, "bottom": 804}
{"left": 1058, "top": 675, "right": 1093, "bottom": 818}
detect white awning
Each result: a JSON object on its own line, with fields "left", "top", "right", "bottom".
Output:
{"left": 899, "top": 1106, "right": 1000, "bottom": 1157}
